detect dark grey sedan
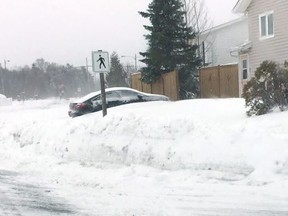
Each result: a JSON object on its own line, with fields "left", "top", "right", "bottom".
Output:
{"left": 68, "top": 87, "right": 169, "bottom": 117}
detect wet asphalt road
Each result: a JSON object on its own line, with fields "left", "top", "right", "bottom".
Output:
{"left": 0, "top": 170, "right": 85, "bottom": 216}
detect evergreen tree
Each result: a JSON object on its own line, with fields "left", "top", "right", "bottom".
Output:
{"left": 139, "top": 0, "right": 201, "bottom": 98}
{"left": 106, "top": 52, "right": 128, "bottom": 87}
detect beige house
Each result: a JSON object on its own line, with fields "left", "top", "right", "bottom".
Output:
{"left": 233, "top": 0, "right": 288, "bottom": 94}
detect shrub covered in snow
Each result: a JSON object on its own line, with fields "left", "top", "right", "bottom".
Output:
{"left": 242, "top": 60, "right": 288, "bottom": 116}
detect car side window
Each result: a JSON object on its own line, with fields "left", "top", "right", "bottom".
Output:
{"left": 106, "top": 91, "right": 121, "bottom": 101}
{"left": 90, "top": 95, "right": 101, "bottom": 106}
{"left": 119, "top": 90, "right": 139, "bottom": 100}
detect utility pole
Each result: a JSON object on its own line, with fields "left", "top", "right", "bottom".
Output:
{"left": 0, "top": 59, "right": 9, "bottom": 94}
{"left": 134, "top": 54, "right": 137, "bottom": 71}
{"left": 85, "top": 57, "right": 89, "bottom": 74}
{"left": 4, "top": 59, "right": 9, "bottom": 70}
{"left": 121, "top": 54, "right": 138, "bottom": 72}
{"left": 0, "top": 68, "right": 4, "bottom": 94}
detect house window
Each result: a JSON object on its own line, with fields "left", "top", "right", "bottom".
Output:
{"left": 259, "top": 11, "right": 274, "bottom": 39}
{"left": 242, "top": 59, "right": 248, "bottom": 80}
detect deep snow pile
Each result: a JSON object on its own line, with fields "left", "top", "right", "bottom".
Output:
{"left": 0, "top": 94, "right": 12, "bottom": 106}
{"left": 0, "top": 98, "right": 288, "bottom": 185}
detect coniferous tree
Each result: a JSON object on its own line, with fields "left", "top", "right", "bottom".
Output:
{"left": 139, "top": 0, "right": 201, "bottom": 98}
{"left": 106, "top": 52, "right": 128, "bottom": 87}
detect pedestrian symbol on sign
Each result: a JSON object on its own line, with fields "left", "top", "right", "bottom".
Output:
{"left": 97, "top": 55, "right": 106, "bottom": 69}
{"left": 92, "top": 51, "right": 109, "bottom": 73}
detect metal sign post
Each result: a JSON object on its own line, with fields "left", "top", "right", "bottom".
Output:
{"left": 92, "top": 50, "right": 110, "bottom": 117}
{"left": 99, "top": 73, "right": 107, "bottom": 116}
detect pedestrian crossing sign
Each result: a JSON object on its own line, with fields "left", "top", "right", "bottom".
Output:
{"left": 92, "top": 50, "right": 110, "bottom": 73}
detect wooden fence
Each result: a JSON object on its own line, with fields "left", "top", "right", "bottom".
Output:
{"left": 199, "top": 64, "right": 239, "bottom": 98}
{"left": 131, "top": 70, "right": 179, "bottom": 101}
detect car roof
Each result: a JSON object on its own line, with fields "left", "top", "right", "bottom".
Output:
{"left": 72, "top": 87, "right": 143, "bottom": 103}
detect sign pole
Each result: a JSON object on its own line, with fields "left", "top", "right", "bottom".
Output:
{"left": 99, "top": 73, "right": 107, "bottom": 117}
{"left": 91, "top": 50, "right": 110, "bottom": 117}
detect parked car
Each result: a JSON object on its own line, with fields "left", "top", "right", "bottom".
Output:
{"left": 68, "top": 87, "right": 169, "bottom": 117}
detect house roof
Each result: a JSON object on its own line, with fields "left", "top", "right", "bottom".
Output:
{"left": 233, "top": 0, "right": 252, "bottom": 13}
{"left": 201, "top": 16, "right": 247, "bottom": 35}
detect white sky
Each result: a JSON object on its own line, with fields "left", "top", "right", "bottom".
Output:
{"left": 0, "top": 0, "right": 239, "bottom": 68}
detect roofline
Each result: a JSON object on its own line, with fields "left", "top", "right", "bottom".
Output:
{"left": 233, "top": 0, "right": 252, "bottom": 13}
{"left": 230, "top": 40, "right": 252, "bottom": 53}
{"left": 201, "top": 16, "right": 247, "bottom": 35}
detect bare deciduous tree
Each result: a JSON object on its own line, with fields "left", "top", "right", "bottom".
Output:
{"left": 182, "top": 0, "right": 214, "bottom": 66}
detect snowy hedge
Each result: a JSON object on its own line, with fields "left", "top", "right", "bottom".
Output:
{"left": 242, "top": 60, "right": 288, "bottom": 116}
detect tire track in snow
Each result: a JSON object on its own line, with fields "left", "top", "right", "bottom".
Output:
{"left": 0, "top": 170, "right": 88, "bottom": 216}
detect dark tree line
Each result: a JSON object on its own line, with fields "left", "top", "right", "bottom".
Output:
{"left": 0, "top": 58, "right": 96, "bottom": 100}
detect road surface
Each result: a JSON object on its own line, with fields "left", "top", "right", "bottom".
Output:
{"left": 1, "top": 169, "right": 288, "bottom": 216}
{"left": 0, "top": 170, "right": 87, "bottom": 216}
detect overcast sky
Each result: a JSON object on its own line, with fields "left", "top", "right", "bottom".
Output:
{"left": 0, "top": 0, "right": 239, "bottom": 69}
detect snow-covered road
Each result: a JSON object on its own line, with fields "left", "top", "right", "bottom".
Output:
{"left": 0, "top": 170, "right": 83, "bottom": 216}
{"left": 1, "top": 168, "right": 287, "bottom": 216}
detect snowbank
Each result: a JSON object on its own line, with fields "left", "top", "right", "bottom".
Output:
{"left": 1, "top": 98, "right": 288, "bottom": 185}
{"left": 0, "top": 94, "right": 12, "bottom": 106}
{"left": 1, "top": 98, "right": 288, "bottom": 215}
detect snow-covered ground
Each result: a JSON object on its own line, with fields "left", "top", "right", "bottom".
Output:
{"left": 0, "top": 98, "right": 288, "bottom": 215}
{"left": 0, "top": 94, "right": 12, "bottom": 106}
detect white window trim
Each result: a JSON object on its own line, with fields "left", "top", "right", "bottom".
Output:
{"left": 240, "top": 55, "right": 249, "bottom": 80}
{"left": 259, "top": 11, "right": 274, "bottom": 40}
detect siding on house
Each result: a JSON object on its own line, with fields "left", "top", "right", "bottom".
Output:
{"left": 200, "top": 17, "right": 248, "bottom": 66}
{"left": 248, "top": 0, "right": 288, "bottom": 74}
